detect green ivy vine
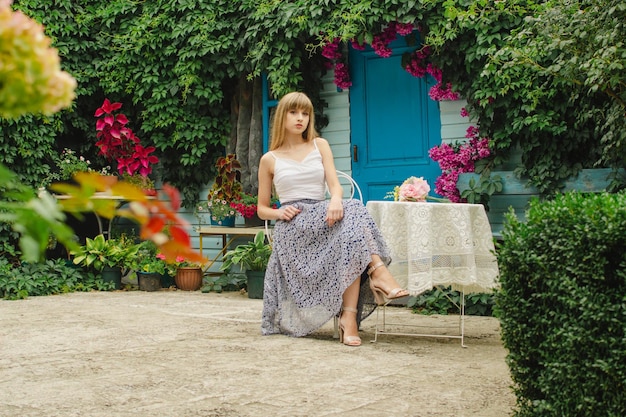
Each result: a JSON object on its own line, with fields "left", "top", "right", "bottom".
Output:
{"left": 2, "top": 0, "right": 624, "bottom": 207}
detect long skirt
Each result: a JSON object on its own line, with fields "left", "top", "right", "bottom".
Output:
{"left": 261, "top": 198, "right": 392, "bottom": 337}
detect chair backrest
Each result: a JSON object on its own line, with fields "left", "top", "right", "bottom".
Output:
{"left": 334, "top": 170, "right": 363, "bottom": 202}
{"left": 265, "top": 170, "right": 362, "bottom": 242}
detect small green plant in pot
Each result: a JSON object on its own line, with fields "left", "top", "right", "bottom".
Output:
{"left": 221, "top": 231, "right": 271, "bottom": 299}
{"left": 133, "top": 240, "right": 167, "bottom": 274}
{"left": 132, "top": 240, "right": 169, "bottom": 291}
{"left": 71, "top": 234, "right": 140, "bottom": 289}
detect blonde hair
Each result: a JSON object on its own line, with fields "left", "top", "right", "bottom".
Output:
{"left": 269, "top": 92, "right": 318, "bottom": 150}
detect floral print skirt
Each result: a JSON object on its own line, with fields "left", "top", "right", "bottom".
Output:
{"left": 261, "top": 199, "right": 391, "bottom": 337}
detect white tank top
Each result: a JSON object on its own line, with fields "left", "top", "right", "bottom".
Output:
{"left": 271, "top": 139, "right": 326, "bottom": 204}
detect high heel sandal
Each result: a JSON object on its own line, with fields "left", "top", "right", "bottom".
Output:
{"left": 368, "top": 262, "right": 409, "bottom": 305}
{"left": 339, "top": 306, "right": 361, "bottom": 347}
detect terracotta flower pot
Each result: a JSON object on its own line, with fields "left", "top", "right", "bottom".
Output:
{"left": 175, "top": 267, "right": 203, "bottom": 291}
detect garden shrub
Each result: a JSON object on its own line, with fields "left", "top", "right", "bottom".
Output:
{"left": 496, "top": 192, "right": 626, "bottom": 416}
{"left": 0, "top": 258, "right": 111, "bottom": 300}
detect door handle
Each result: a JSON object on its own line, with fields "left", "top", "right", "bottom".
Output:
{"left": 352, "top": 145, "right": 358, "bottom": 163}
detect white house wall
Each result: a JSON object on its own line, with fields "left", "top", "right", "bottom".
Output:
{"left": 439, "top": 99, "right": 472, "bottom": 145}
{"left": 319, "top": 72, "right": 352, "bottom": 173}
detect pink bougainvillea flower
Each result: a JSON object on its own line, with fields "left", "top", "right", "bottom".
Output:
{"left": 395, "top": 22, "right": 414, "bottom": 36}
{"left": 334, "top": 62, "right": 352, "bottom": 89}
{"left": 429, "top": 131, "right": 492, "bottom": 201}
{"left": 321, "top": 38, "right": 342, "bottom": 59}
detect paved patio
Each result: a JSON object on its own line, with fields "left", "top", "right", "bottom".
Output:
{"left": 0, "top": 291, "right": 514, "bottom": 416}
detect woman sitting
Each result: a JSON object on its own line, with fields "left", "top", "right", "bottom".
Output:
{"left": 257, "top": 92, "right": 408, "bottom": 346}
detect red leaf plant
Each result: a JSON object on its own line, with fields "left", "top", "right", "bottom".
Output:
{"left": 95, "top": 99, "right": 159, "bottom": 177}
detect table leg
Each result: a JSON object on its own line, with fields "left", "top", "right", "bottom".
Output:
{"left": 202, "top": 236, "right": 237, "bottom": 273}
{"left": 372, "top": 288, "right": 467, "bottom": 347}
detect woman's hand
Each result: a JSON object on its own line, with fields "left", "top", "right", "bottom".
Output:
{"left": 278, "top": 205, "right": 301, "bottom": 222}
{"left": 326, "top": 200, "right": 344, "bottom": 227}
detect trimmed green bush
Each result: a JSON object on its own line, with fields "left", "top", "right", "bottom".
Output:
{"left": 496, "top": 192, "right": 626, "bottom": 416}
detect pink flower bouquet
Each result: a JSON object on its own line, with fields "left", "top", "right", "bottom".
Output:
{"left": 385, "top": 177, "right": 449, "bottom": 203}
{"left": 398, "top": 176, "right": 430, "bottom": 202}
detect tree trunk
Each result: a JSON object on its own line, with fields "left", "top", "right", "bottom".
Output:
{"left": 230, "top": 75, "right": 263, "bottom": 195}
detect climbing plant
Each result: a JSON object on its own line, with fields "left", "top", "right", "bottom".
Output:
{"left": 424, "top": 0, "right": 625, "bottom": 193}
{"left": 3, "top": 0, "right": 624, "bottom": 204}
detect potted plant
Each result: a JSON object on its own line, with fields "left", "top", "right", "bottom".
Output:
{"left": 166, "top": 256, "right": 204, "bottom": 291}
{"left": 132, "top": 240, "right": 170, "bottom": 291}
{"left": 43, "top": 148, "right": 112, "bottom": 189}
{"left": 120, "top": 173, "right": 157, "bottom": 197}
{"left": 206, "top": 154, "right": 242, "bottom": 226}
{"left": 71, "top": 234, "right": 140, "bottom": 289}
{"left": 220, "top": 231, "right": 271, "bottom": 299}
{"left": 232, "top": 193, "right": 280, "bottom": 227}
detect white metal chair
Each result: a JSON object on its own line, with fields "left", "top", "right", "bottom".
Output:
{"left": 264, "top": 170, "right": 363, "bottom": 338}
{"left": 334, "top": 169, "right": 363, "bottom": 202}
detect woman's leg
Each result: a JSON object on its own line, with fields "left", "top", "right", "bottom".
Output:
{"left": 368, "top": 254, "right": 409, "bottom": 299}
{"left": 340, "top": 276, "right": 361, "bottom": 345}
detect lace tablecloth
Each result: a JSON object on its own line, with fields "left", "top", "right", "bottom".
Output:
{"left": 367, "top": 201, "right": 499, "bottom": 295}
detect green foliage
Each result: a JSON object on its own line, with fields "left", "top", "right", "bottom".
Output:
{"left": 460, "top": 172, "right": 504, "bottom": 206}
{"left": 3, "top": 0, "right": 102, "bottom": 189}
{"left": 0, "top": 258, "right": 109, "bottom": 300}
{"left": 0, "top": 164, "right": 77, "bottom": 262}
{"left": 202, "top": 272, "right": 247, "bottom": 293}
{"left": 427, "top": 0, "right": 625, "bottom": 193}
{"left": 408, "top": 286, "right": 495, "bottom": 317}
{"left": 0, "top": 114, "right": 63, "bottom": 187}
{"left": 5, "top": 0, "right": 624, "bottom": 206}
{"left": 71, "top": 234, "right": 140, "bottom": 272}
{"left": 499, "top": 1, "right": 626, "bottom": 169}
{"left": 496, "top": 192, "right": 626, "bottom": 416}
{"left": 132, "top": 240, "right": 167, "bottom": 275}
{"left": 221, "top": 231, "right": 271, "bottom": 272}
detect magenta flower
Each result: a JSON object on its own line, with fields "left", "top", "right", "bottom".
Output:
{"left": 395, "top": 22, "right": 414, "bottom": 36}
{"left": 94, "top": 98, "right": 159, "bottom": 178}
{"left": 429, "top": 130, "right": 492, "bottom": 201}
{"left": 334, "top": 62, "right": 352, "bottom": 89}
{"left": 350, "top": 39, "right": 366, "bottom": 51}
{"left": 321, "top": 38, "right": 342, "bottom": 60}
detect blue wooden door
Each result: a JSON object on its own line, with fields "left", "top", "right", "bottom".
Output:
{"left": 349, "top": 37, "right": 442, "bottom": 202}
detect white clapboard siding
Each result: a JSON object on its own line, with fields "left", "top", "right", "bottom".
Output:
{"left": 439, "top": 99, "right": 473, "bottom": 145}
{"left": 320, "top": 70, "right": 352, "bottom": 176}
